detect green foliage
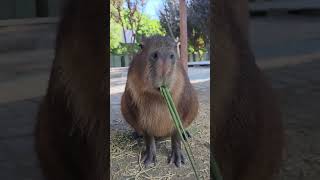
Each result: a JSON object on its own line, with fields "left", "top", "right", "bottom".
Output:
{"left": 159, "top": 0, "right": 209, "bottom": 57}
{"left": 136, "top": 15, "right": 166, "bottom": 42}
{"left": 110, "top": 2, "right": 165, "bottom": 55}
{"left": 159, "top": 0, "right": 180, "bottom": 39}
{"left": 110, "top": 19, "right": 122, "bottom": 51}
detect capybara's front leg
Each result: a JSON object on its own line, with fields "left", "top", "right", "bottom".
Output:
{"left": 168, "top": 131, "right": 185, "bottom": 167}
{"left": 142, "top": 133, "right": 157, "bottom": 168}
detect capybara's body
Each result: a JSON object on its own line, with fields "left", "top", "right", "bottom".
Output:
{"left": 34, "top": 0, "right": 107, "bottom": 180}
{"left": 121, "top": 36, "right": 198, "bottom": 167}
{"left": 212, "top": 0, "right": 285, "bottom": 180}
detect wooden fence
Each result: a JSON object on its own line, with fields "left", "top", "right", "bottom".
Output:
{"left": 110, "top": 52, "right": 210, "bottom": 67}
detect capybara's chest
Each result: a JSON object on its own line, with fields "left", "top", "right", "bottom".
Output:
{"left": 138, "top": 99, "right": 175, "bottom": 137}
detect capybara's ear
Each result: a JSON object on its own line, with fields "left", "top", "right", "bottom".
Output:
{"left": 139, "top": 42, "right": 144, "bottom": 50}
{"left": 139, "top": 36, "right": 147, "bottom": 49}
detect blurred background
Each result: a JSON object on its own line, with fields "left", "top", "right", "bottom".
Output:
{"left": 0, "top": 0, "right": 319, "bottom": 179}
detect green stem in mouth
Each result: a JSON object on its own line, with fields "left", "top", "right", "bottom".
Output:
{"left": 160, "top": 86, "right": 223, "bottom": 180}
{"left": 160, "top": 86, "right": 200, "bottom": 180}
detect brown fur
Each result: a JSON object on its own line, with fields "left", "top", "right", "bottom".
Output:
{"left": 121, "top": 36, "right": 199, "bottom": 138}
{"left": 211, "top": 0, "right": 285, "bottom": 180}
{"left": 34, "top": 0, "right": 107, "bottom": 180}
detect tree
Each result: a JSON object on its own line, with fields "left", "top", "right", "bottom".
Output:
{"left": 159, "top": 0, "right": 210, "bottom": 62}
{"left": 159, "top": 0, "right": 180, "bottom": 40}
{"left": 188, "top": 0, "right": 209, "bottom": 43}
{"left": 187, "top": 0, "right": 209, "bottom": 61}
{"left": 110, "top": 0, "right": 165, "bottom": 56}
{"left": 136, "top": 15, "right": 166, "bottom": 41}
{"left": 110, "top": 19, "right": 122, "bottom": 53}
{"left": 180, "top": 0, "right": 188, "bottom": 70}
{"left": 110, "top": 0, "right": 128, "bottom": 66}
{"left": 111, "top": 0, "right": 147, "bottom": 59}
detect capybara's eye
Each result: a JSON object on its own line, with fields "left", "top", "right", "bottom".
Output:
{"left": 170, "top": 54, "right": 174, "bottom": 59}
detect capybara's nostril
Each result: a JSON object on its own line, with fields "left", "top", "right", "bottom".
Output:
{"left": 152, "top": 52, "right": 158, "bottom": 60}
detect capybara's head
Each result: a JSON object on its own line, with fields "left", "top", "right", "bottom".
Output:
{"left": 130, "top": 35, "right": 179, "bottom": 91}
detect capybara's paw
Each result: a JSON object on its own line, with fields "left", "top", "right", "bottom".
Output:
{"left": 168, "top": 149, "right": 185, "bottom": 167}
{"left": 142, "top": 150, "right": 156, "bottom": 168}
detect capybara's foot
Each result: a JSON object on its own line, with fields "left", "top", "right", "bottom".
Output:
{"left": 142, "top": 149, "right": 157, "bottom": 168}
{"left": 168, "top": 148, "right": 185, "bottom": 167}
{"left": 143, "top": 133, "right": 157, "bottom": 168}
{"left": 169, "top": 131, "right": 185, "bottom": 167}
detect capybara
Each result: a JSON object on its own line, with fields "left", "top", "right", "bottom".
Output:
{"left": 212, "top": 0, "right": 285, "bottom": 180}
{"left": 34, "top": 0, "right": 107, "bottom": 179}
{"left": 121, "top": 35, "right": 199, "bottom": 167}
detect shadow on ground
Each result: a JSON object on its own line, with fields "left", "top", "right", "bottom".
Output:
{"left": 264, "top": 60, "right": 320, "bottom": 180}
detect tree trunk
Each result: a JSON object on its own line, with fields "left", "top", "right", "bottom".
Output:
{"left": 179, "top": 0, "right": 188, "bottom": 70}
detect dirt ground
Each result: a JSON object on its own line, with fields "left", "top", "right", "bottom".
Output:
{"left": 110, "top": 56, "right": 320, "bottom": 180}
{"left": 0, "top": 48, "right": 319, "bottom": 180}
{"left": 110, "top": 79, "right": 210, "bottom": 180}
{"left": 265, "top": 59, "right": 320, "bottom": 180}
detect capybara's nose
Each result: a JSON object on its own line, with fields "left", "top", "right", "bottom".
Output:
{"left": 151, "top": 51, "right": 159, "bottom": 61}
{"left": 159, "top": 58, "right": 171, "bottom": 76}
